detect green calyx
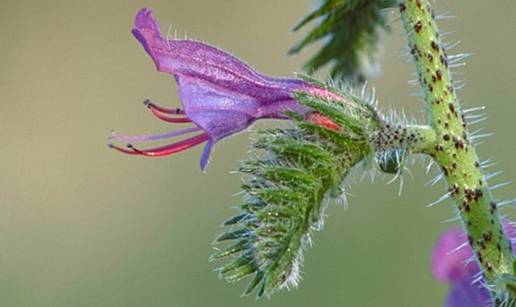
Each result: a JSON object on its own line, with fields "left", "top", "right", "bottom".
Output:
{"left": 494, "top": 274, "right": 516, "bottom": 306}
{"left": 211, "top": 86, "right": 376, "bottom": 298}
{"left": 211, "top": 81, "right": 439, "bottom": 297}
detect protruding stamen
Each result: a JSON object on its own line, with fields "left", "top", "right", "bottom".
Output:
{"left": 110, "top": 126, "right": 201, "bottom": 143}
{"left": 123, "top": 133, "right": 209, "bottom": 157}
{"left": 148, "top": 106, "right": 192, "bottom": 123}
{"left": 143, "top": 99, "right": 185, "bottom": 115}
{"left": 108, "top": 143, "right": 140, "bottom": 155}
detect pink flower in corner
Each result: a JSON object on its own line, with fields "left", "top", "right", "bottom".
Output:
{"left": 431, "top": 223, "right": 516, "bottom": 307}
{"left": 110, "top": 8, "right": 343, "bottom": 170}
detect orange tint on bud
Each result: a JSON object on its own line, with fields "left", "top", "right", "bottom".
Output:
{"left": 306, "top": 112, "right": 342, "bottom": 132}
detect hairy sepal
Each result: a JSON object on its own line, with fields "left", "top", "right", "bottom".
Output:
{"left": 212, "top": 89, "right": 380, "bottom": 297}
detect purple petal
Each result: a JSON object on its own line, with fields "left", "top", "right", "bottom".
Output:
{"left": 129, "top": 8, "right": 346, "bottom": 170}
{"left": 431, "top": 229, "right": 477, "bottom": 282}
{"left": 131, "top": 8, "right": 317, "bottom": 168}
{"left": 112, "top": 8, "right": 349, "bottom": 170}
{"left": 445, "top": 277, "right": 492, "bottom": 307}
{"left": 174, "top": 76, "right": 257, "bottom": 142}
{"left": 432, "top": 222, "right": 516, "bottom": 306}
{"left": 432, "top": 229, "right": 491, "bottom": 306}
{"left": 199, "top": 139, "right": 214, "bottom": 171}
{"left": 132, "top": 9, "right": 309, "bottom": 101}
{"left": 432, "top": 223, "right": 516, "bottom": 282}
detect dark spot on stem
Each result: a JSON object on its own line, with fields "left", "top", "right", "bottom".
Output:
{"left": 414, "top": 21, "right": 423, "bottom": 33}
{"left": 431, "top": 41, "right": 439, "bottom": 51}
{"left": 436, "top": 70, "right": 442, "bottom": 80}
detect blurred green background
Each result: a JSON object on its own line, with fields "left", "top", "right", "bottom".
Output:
{"left": 0, "top": 1, "right": 515, "bottom": 306}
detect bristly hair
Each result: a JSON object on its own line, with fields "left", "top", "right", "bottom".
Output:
{"left": 210, "top": 82, "right": 378, "bottom": 298}
{"left": 210, "top": 77, "right": 439, "bottom": 297}
{"left": 289, "top": 0, "right": 398, "bottom": 84}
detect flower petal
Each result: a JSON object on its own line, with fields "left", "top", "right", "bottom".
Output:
{"left": 175, "top": 77, "right": 257, "bottom": 141}
{"left": 131, "top": 8, "right": 317, "bottom": 169}
{"left": 431, "top": 229, "right": 477, "bottom": 282}
{"left": 132, "top": 8, "right": 309, "bottom": 103}
{"left": 114, "top": 9, "right": 349, "bottom": 170}
{"left": 432, "top": 222, "right": 516, "bottom": 307}
{"left": 445, "top": 278, "right": 491, "bottom": 307}
{"left": 199, "top": 139, "right": 214, "bottom": 171}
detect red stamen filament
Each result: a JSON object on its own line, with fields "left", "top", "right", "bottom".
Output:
{"left": 111, "top": 133, "right": 209, "bottom": 157}
{"left": 148, "top": 107, "right": 192, "bottom": 123}
{"left": 144, "top": 99, "right": 186, "bottom": 115}
{"left": 109, "top": 144, "right": 140, "bottom": 155}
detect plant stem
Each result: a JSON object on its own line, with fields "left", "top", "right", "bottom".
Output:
{"left": 398, "top": 0, "right": 514, "bottom": 297}
{"left": 369, "top": 124, "right": 436, "bottom": 153}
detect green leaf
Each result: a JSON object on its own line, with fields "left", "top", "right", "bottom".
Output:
{"left": 211, "top": 80, "right": 386, "bottom": 298}
{"left": 214, "top": 229, "right": 249, "bottom": 242}
{"left": 212, "top": 105, "right": 371, "bottom": 298}
{"left": 290, "top": 0, "right": 397, "bottom": 83}
{"left": 222, "top": 213, "right": 249, "bottom": 226}
{"left": 209, "top": 240, "right": 248, "bottom": 261}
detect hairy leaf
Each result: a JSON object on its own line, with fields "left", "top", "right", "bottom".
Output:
{"left": 290, "top": 0, "right": 397, "bottom": 83}
{"left": 211, "top": 86, "right": 380, "bottom": 297}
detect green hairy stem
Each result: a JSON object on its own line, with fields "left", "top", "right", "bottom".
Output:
{"left": 398, "top": 0, "right": 515, "bottom": 302}
{"left": 369, "top": 123, "right": 435, "bottom": 153}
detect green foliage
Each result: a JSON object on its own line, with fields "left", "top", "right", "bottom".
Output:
{"left": 211, "top": 87, "right": 381, "bottom": 297}
{"left": 290, "top": 0, "right": 397, "bottom": 83}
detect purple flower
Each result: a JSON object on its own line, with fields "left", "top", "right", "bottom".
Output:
{"left": 431, "top": 223, "right": 516, "bottom": 307}
{"left": 110, "top": 8, "right": 343, "bottom": 170}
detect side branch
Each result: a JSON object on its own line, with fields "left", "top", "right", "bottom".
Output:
{"left": 369, "top": 124, "right": 436, "bottom": 154}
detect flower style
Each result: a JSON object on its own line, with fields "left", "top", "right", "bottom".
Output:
{"left": 432, "top": 223, "right": 516, "bottom": 307}
{"left": 110, "top": 8, "right": 343, "bottom": 170}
